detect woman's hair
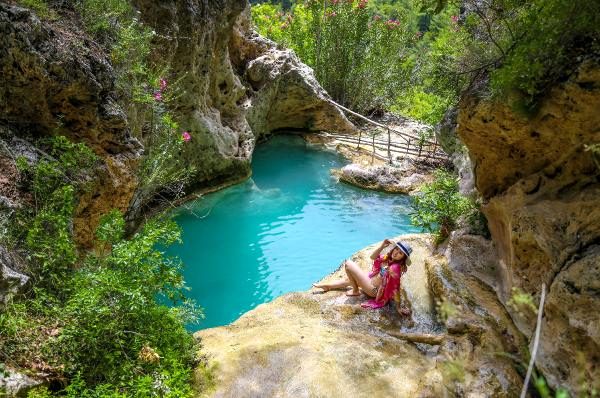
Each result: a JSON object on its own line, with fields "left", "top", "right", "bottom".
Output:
{"left": 388, "top": 248, "right": 408, "bottom": 275}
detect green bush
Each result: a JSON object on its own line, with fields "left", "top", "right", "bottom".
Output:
{"left": 419, "top": 0, "right": 600, "bottom": 115}
{"left": 252, "top": 1, "right": 414, "bottom": 113}
{"left": 2, "top": 212, "right": 201, "bottom": 397}
{"left": 410, "top": 169, "right": 473, "bottom": 242}
{"left": 2, "top": 136, "right": 203, "bottom": 396}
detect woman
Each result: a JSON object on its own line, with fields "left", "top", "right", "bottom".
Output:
{"left": 313, "top": 239, "right": 412, "bottom": 315}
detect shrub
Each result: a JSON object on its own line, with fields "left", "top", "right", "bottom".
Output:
{"left": 252, "top": 1, "right": 414, "bottom": 113}
{"left": 54, "top": 213, "right": 200, "bottom": 391}
{"left": 410, "top": 169, "right": 473, "bottom": 242}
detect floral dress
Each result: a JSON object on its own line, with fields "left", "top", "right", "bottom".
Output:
{"left": 361, "top": 255, "right": 406, "bottom": 309}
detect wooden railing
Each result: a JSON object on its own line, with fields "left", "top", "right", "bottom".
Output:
{"left": 326, "top": 99, "right": 449, "bottom": 162}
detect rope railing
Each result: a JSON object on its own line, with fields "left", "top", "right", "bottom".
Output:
{"left": 325, "top": 98, "right": 448, "bottom": 161}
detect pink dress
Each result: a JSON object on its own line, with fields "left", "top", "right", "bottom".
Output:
{"left": 361, "top": 255, "right": 406, "bottom": 309}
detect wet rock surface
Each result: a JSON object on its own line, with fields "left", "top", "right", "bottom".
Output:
{"left": 457, "top": 58, "right": 600, "bottom": 394}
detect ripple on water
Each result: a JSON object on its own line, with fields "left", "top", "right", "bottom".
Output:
{"left": 168, "top": 135, "right": 420, "bottom": 330}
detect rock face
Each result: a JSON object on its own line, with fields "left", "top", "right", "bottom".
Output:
{"left": 427, "top": 235, "right": 527, "bottom": 398}
{"left": 1, "top": 1, "right": 354, "bottom": 246}
{"left": 196, "top": 234, "right": 526, "bottom": 397}
{"left": 457, "top": 58, "right": 600, "bottom": 394}
{"left": 0, "top": 4, "right": 141, "bottom": 248}
{"left": 131, "top": 1, "right": 354, "bottom": 190}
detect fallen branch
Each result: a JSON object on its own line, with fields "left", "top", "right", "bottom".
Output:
{"left": 386, "top": 330, "right": 446, "bottom": 345}
{"left": 520, "top": 283, "right": 547, "bottom": 398}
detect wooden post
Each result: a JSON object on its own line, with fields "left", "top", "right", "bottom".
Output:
{"left": 371, "top": 132, "right": 376, "bottom": 164}
{"left": 387, "top": 127, "right": 392, "bottom": 164}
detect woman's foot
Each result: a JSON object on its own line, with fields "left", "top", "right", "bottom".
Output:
{"left": 312, "top": 283, "right": 330, "bottom": 292}
{"left": 346, "top": 289, "right": 361, "bottom": 296}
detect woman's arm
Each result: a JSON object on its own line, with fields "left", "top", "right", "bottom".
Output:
{"left": 370, "top": 238, "right": 391, "bottom": 260}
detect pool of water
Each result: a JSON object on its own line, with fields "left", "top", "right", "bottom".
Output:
{"left": 168, "top": 135, "right": 419, "bottom": 330}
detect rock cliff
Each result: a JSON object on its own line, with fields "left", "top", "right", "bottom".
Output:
{"left": 0, "top": 0, "right": 354, "bottom": 248}
{"left": 457, "top": 58, "right": 600, "bottom": 394}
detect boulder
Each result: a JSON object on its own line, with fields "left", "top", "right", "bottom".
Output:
{"left": 331, "top": 161, "right": 434, "bottom": 194}
{"left": 0, "top": 367, "right": 43, "bottom": 397}
{"left": 0, "top": 246, "right": 28, "bottom": 304}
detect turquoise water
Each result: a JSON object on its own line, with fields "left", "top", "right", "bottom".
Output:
{"left": 169, "top": 135, "right": 419, "bottom": 330}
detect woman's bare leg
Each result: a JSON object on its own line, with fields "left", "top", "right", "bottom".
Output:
{"left": 345, "top": 260, "right": 376, "bottom": 297}
{"left": 312, "top": 279, "right": 351, "bottom": 292}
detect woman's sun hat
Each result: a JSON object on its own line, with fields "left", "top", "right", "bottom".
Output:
{"left": 393, "top": 241, "right": 412, "bottom": 258}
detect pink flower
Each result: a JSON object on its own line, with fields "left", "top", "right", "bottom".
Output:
{"left": 153, "top": 91, "right": 162, "bottom": 101}
{"left": 373, "top": 15, "right": 381, "bottom": 21}
{"left": 357, "top": 0, "right": 367, "bottom": 9}
{"left": 451, "top": 15, "right": 459, "bottom": 23}
{"left": 159, "top": 78, "right": 167, "bottom": 91}
{"left": 332, "top": 0, "right": 340, "bottom": 4}
{"left": 182, "top": 131, "right": 191, "bottom": 142}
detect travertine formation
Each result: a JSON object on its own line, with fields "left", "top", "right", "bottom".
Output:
{"left": 457, "top": 59, "right": 600, "bottom": 394}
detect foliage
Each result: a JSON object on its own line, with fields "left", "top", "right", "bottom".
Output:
{"left": 1, "top": 212, "right": 202, "bottom": 397}
{"left": 17, "top": 0, "right": 54, "bottom": 18}
{"left": 507, "top": 287, "right": 537, "bottom": 316}
{"left": 252, "top": 1, "right": 415, "bottom": 113}
{"left": 9, "top": 137, "right": 97, "bottom": 290}
{"left": 54, "top": 214, "right": 200, "bottom": 391}
{"left": 419, "top": 0, "right": 600, "bottom": 115}
{"left": 1, "top": 137, "right": 202, "bottom": 395}
{"left": 410, "top": 168, "right": 473, "bottom": 242}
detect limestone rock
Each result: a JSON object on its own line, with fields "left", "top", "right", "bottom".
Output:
{"left": 435, "top": 106, "right": 475, "bottom": 197}
{"left": 457, "top": 58, "right": 600, "bottom": 394}
{"left": 233, "top": 8, "right": 355, "bottom": 139}
{"left": 426, "top": 253, "right": 527, "bottom": 398}
{"left": 538, "top": 245, "right": 600, "bottom": 394}
{"left": 0, "top": 367, "right": 42, "bottom": 397}
{"left": 131, "top": 1, "right": 354, "bottom": 196}
{"left": 0, "top": 246, "right": 29, "bottom": 304}
{"left": 0, "top": 4, "right": 141, "bottom": 248}
{"left": 443, "top": 231, "right": 502, "bottom": 294}
{"left": 332, "top": 161, "right": 434, "bottom": 194}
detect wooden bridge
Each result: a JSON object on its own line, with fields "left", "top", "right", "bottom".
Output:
{"left": 325, "top": 99, "right": 449, "bottom": 163}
